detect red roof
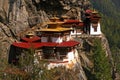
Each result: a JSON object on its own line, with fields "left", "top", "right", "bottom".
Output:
{"left": 90, "top": 18, "right": 100, "bottom": 22}
{"left": 12, "top": 41, "right": 79, "bottom": 49}
{"left": 12, "top": 42, "right": 43, "bottom": 49}
{"left": 21, "top": 36, "right": 40, "bottom": 42}
{"left": 91, "top": 15, "right": 101, "bottom": 18}
{"left": 57, "top": 40, "right": 80, "bottom": 47}
{"left": 78, "top": 22, "right": 84, "bottom": 27}
{"left": 85, "top": 9, "right": 92, "bottom": 14}
{"left": 41, "top": 42, "right": 58, "bottom": 47}
{"left": 12, "top": 42, "right": 58, "bottom": 49}
{"left": 64, "top": 20, "right": 80, "bottom": 24}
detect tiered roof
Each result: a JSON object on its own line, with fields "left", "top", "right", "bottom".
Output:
{"left": 64, "top": 20, "right": 80, "bottom": 24}
{"left": 12, "top": 42, "right": 43, "bottom": 49}
{"left": 85, "top": 9, "right": 101, "bottom": 22}
{"left": 78, "top": 22, "right": 84, "bottom": 27}
{"left": 12, "top": 40, "right": 79, "bottom": 49}
{"left": 90, "top": 12, "right": 101, "bottom": 23}
{"left": 39, "top": 27, "right": 72, "bottom": 32}
{"left": 12, "top": 17, "right": 80, "bottom": 49}
{"left": 21, "top": 36, "right": 41, "bottom": 42}
{"left": 63, "top": 19, "right": 84, "bottom": 28}
{"left": 57, "top": 40, "right": 79, "bottom": 47}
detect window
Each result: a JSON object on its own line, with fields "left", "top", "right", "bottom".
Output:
{"left": 92, "top": 23, "right": 98, "bottom": 32}
{"left": 56, "top": 48, "right": 68, "bottom": 60}
{"left": 42, "top": 47, "right": 55, "bottom": 59}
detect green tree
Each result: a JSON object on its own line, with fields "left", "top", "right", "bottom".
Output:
{"left": 92, "top": 39, "right": 112, "bottom": 80}
{"left": 90, "top": 0, "right": 120, "bottom": 75}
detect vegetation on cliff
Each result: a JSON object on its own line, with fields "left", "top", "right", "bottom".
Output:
{"left": 93, "top": 39, "right": 112, "bottom": 80}
{"left": 0, "top": 0, "right": 116, "bottom": 79}
{"left": 90, "top": 0, "right": 120, "bottom": 76}
{"left": 84, "top": 38, "right": 112, "bottom": 80}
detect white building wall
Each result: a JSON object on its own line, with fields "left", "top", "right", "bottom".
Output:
{"left": 47, "top": 49, "right": 80, "bottom": 70}
{"left": 71, "top": 30, "right": 82, "bottom": 36}
{"left": 52, "top": 37, "right": 63, "bottom": 43}
{"left": 90, "top": 22, "right": 101, "bottom": 35}
{"left": 41, "top": 37, "right": 48, "bottom": 42}
{"left": 41, "top": 36, "right": 63, "bottom": 43}
{"left": 66, "top": 35, "right": 71, "bottom": 41}
{"left": 71, "top": 30, "right": 76, "bottom": 35}
{"left": 67, "top": 51, "right": 75, "bottom": 61}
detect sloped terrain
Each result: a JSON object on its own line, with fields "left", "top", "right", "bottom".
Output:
{"left": 0, "top": 0, "right": 114, "bottom": 79}
{"left": 90, "top": 0, "right": 120, "bottom": 79}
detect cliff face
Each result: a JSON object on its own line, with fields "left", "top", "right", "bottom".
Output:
{"left": 90, "top": 0, "right": 120, "bottom": 79}
{"left": 111, "top": 0, "right": 120, "bottom": 9}
{"left": 0, "top": 0, "right": 91, "bottom": 27}
{"left": 0, "top": 0, "right": 91, "bottom": 56}
{"left": 0, "top": 0, "right": 91, "bottom": 79}
{"left": 0, "top": 0, "right": 113, "bottom": 80}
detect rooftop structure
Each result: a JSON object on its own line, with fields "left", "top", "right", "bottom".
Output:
{"left": 9, "top": 11, "right": 102, "bottom": 70}
{"left": 9, "top": 17, "right": 80, "bottom": 69}
{"left": 36, "top": 17, "right": 73, "bottom": 43}
{"left": 62, "top": 19, "right": 84, "bottom": 36}
{"left": 84, "top": 9, "right": 102, "bottom": 35}
{"left": 20, "top": 36, "right": 41, "bottom": 42}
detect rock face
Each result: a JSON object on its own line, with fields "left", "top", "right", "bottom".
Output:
{"left": 0, "top": 0, "right": 97, "bottom": 80}
{"left": 0, "top": 0, "right": 91, "bottom": 27}
{"left": 0, "top": 0, "right": 91, "bottom": 52}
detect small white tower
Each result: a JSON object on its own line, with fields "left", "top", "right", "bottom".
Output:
{"left": 90, "top": 11, "right": 101, "bottom": 35}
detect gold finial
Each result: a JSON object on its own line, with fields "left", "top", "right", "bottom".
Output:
{"left": 50, "top": 15, "right": 60, "bottom": 22}
{"left": 92, "top": 9, "right": 98, "bottom": 14}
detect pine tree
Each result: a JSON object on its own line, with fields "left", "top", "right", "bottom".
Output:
{"left": 92, "top": 39, "right": 112, "bottom": 80}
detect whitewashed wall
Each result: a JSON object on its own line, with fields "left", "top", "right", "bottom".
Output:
{"left": 41, "top": 37, "right": 48, "bottom": 42}
{"left": 90, "top": 22, "right": 101, "bottom": 35}
{"left": 52, "top": 37, "right": 63, "bottom": 43}
{"left": 71, "top": 30, "right": 82, "bottom": 35}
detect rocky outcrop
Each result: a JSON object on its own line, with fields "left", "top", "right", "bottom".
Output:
{"left": 0, "top": 0, "right": 91, "bottom": 26}
{"left": 1, "top": 0, "right": 111, "bottom": 80}
{"left": 0, "top": 0, "right": 91, "bottom": 52}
